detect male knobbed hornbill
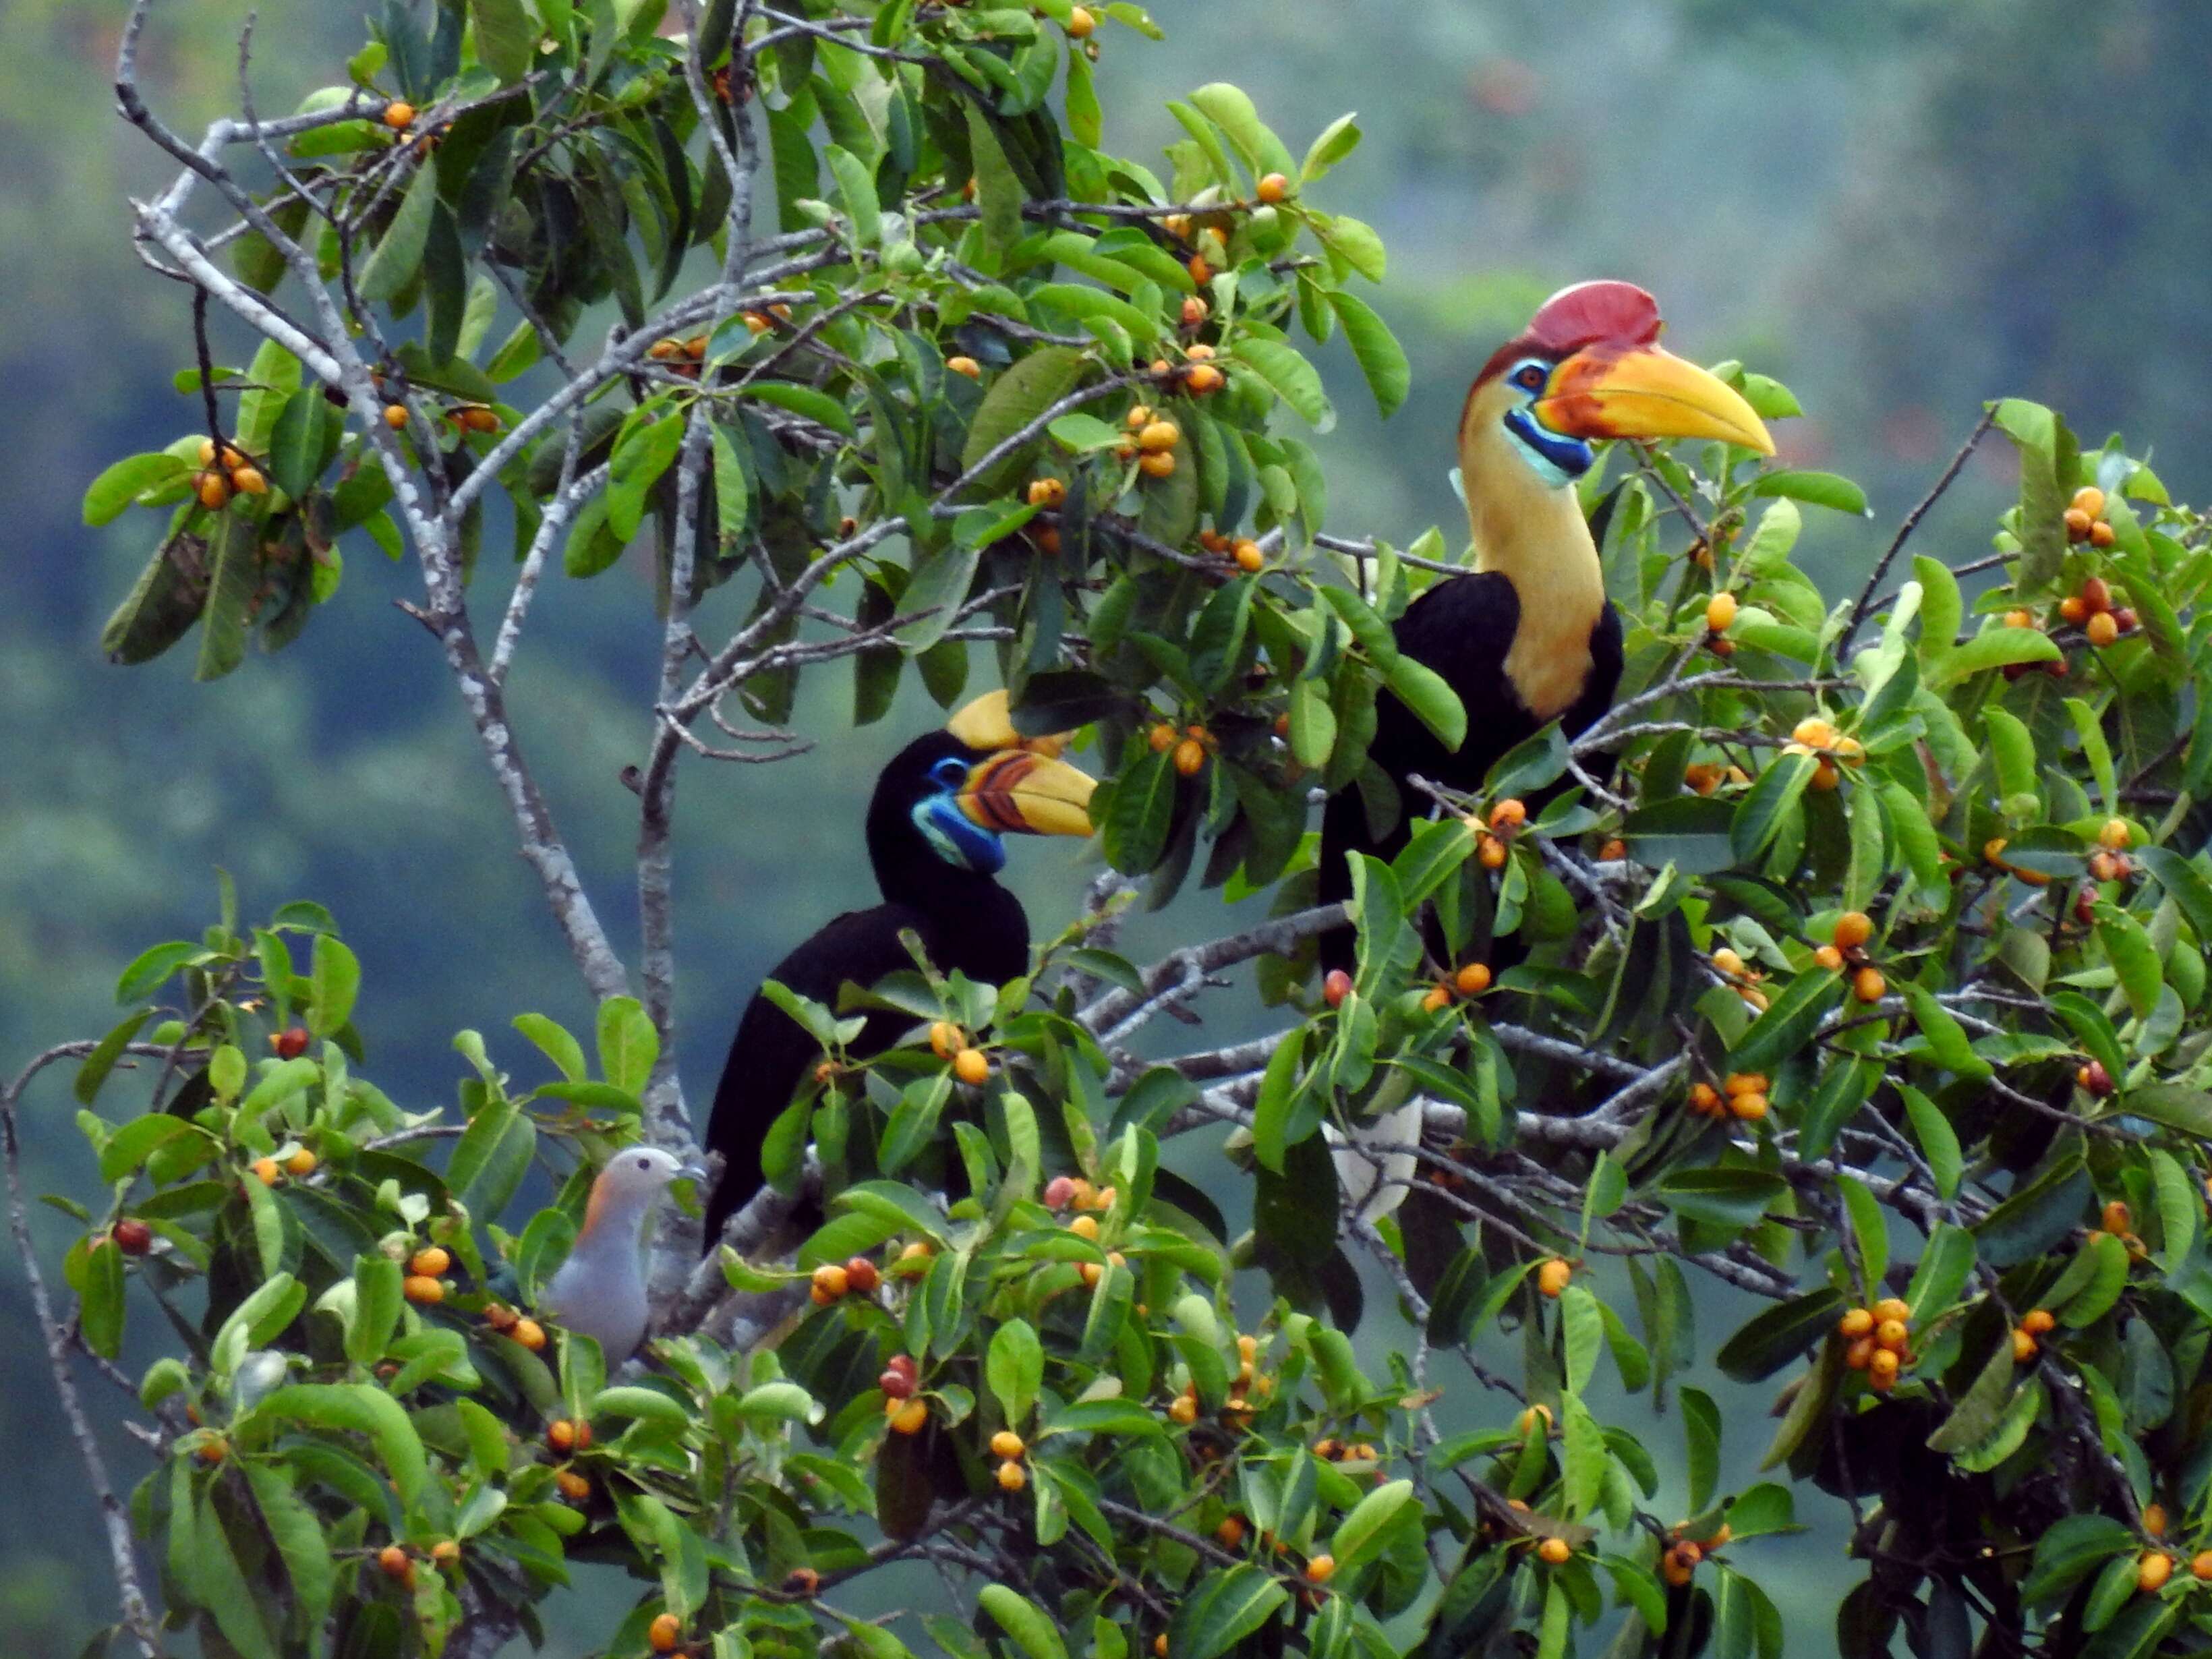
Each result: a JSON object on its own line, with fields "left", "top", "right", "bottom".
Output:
{"left": 1317, "top": 281, "right": 1774, "bottom": 971}
{"left": 700, "top": 693, "right": 1095, "bottom": 1250}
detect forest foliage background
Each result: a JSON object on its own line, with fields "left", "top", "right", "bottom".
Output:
{"left": 4, "top": 0, "right": 2207, "bottom": 1649}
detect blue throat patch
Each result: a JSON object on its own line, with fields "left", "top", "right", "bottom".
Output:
{"left": 1503, "top": 407, "right": 1594, "bottom": 488}
{"left": 912, "top": 794, "right": 1006, "bottom": 874}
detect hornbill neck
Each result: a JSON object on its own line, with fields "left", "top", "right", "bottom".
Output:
{"left": 1459, "top": 381, "right": 1608, "bottom": 722}
{"left": 865, "top": 801, "right": 1024, "bottom": 928}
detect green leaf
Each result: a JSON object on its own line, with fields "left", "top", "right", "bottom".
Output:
{"left": 1561, "top": 1285, "right": 1605, "bottom": 1394}
{"left": 1901, "top": 982, "right": 1992, "bottom": 1082}
{"left": 1715, "top": 1288, "right": 1848, "bottom": 1383}
{"left": 258, "top": 1384, "right": 430, "bottom": 1504}
{"left": 736, "top": 1380, "right": 821, "bottom": 1424}
{"left": 2065, "top": 698, "right": 2118, "bottom": 812}
{"left": 563, "top": 495, "right": 621, "bottom": 578}
{"left": 1167, "top": 1565, "right": 1289, "bottom": 1659}
{"left": 2122, "top": 1084, "right": 2212, "bottom": 1138}
{"left": 1064, "top": 48, "right": 1102, "bottom": 147}
{"left": 1682, "top": 1387, "right": 1720, "bottom": 1511}
{"left": 1897, "top": 1085, "right": 1963, "bottom": 1201}
{"left": 1329, "top": 1478, "right": 1414, "bottom": 1566}
{"left": 1235, "top": 337, "right": 1335, "bottom": 432}
{"left": 1926, "top": 1335, "right": 2016, "bottom": 1453}
{"left": 1101, "top": 747, "right": 1175, "bottom": 874}
{"left": 823, "top": 144, "right": 882, "bottom": 248}
{"left": 2137, "top": 848, "right": 2212, "bottom": 946}
{"left": 745, "top": 380, "right": 857, "bottom": 438}
{"left": 987, "top": 1318, "right": 1044, "bottom": 1422}
{"left": 896, "top": 540, "right": 984, "bottom": 652}
{"left": 447, "top": 1097, "right": 536, "bottom": 1221}
{"left": 1623, "top": 796, "right": 1735, "bottom": 874}
{"left": 75, "top": 1008, "right": 155, "bottom": 1106}
{"left": 1751, "top": 469, "right": 1869, "bottom": 516}
{"left": 1325, "top": 291, "right": 1409, "bottom": 418}
{"left": 1300, "top": 112, "right": 1362, "bottom": 181}
{"left": 513, "top": 1013, "right": 587, "bottom": 1083}
{"left": 243, "top": 1463, "right": 337, "bottom": 1637}
{"left": 2021, "top": 1514, "right": 2134, "bottom": 1607}
{"left": 1659, "top": 1168, "right": 1787, "bottom": 1233}
{"left": 1727, "top": 968, "right": 1843, "bottom": 1076}
{"left": 1975, "top": 1151, "right": 2090, "bottom": 1267}
{"left": 1029, "top": 283, "right": 1160, "bottom": 347}
{"left": 1382, "top": 655, "right": 1465, "bottom": 751}
{"left": 83, "top": 453, "right": 189, "bottom": 525}
{"left": 308, "top": 933, "right": 360, "bottom": 1037}
{"left": 1287, "top": 676, "right": 1337, "bottom": 769}
{"left": 2095, "top": 904, "right": 2163, "bottom": 1019}
{"left": 1835, "top": 1173, "right": 1890, "bottom": 1291}
{"left": 1983, "top": 707, "right": 2038, "bottom": 804}
{"left": 1991, "top": 398, "right": 2068, "bottom": 592}
{"left": 193, "top": 1492, "right": 283, "bottom": 1659}
{"left": 964, "top": 106, "right": 1026, "bottom": 256}
{"left": 606, "top": 411, "right": 686, "bottom": 544}
{"left": 1186, "top": 82, "right": 1296, "bottom": 179}
{"left": 194, "top": 513, "right": 259, "bottom": 682}
{"left": 1724, "top": 1482, "right": 1797, "bottom": 1540}
{"left": 1730, "top": 749, "right": 1816, "bottom": 863}
{"left": 357, "top": 156, "right": 441, "bottom": 302}
{"left": 979, "top": 1587, "right": 1069, "bottom": 1659}
{"left": 470, "top": 0, "right": 536, "bottom": 81}
{"left": 709, "top": 421, "right": 752, "bottom": 543}
{"left": 1930, "top": 627, "right": 2060, "bottom": 687}
{"left": 961, "top": 347, "right": 1088, "bottom": 485}
{"left": 78, "top": 1230, "right": 126, "bottom": 1358}
{"left": 2148, "top": 1148, "right": 2197, "bottom": 1273}
{"left": 347, "top": 1254, "right": 402, "bottom": 1367}
{"left": 592, "top": 1385, "right": 693, "bottom": 1427}
{"left": 597, "top": 996, "right": 660, "bottom": 1095}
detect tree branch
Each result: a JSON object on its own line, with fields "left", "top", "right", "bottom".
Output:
{"left": 3, "top": 1041, "right": 172, "bottom": 1658}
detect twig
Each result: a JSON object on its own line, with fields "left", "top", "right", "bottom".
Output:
{"left": 2, "top": 1041, "right": 171, "bottom": 1658}
{"left": 1078, "top": 906, "right": 1346, "bottom": 1041}
{"left": 1840, "top": 408, "right": 1998, "bottom": 656}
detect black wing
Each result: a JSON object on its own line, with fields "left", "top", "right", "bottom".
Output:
{"left": 1318, "top": 574, "right": 1623, "bottom": 972}
{"left": 701, "top": 903, "right": 932, "bottom": 1247}
{"left": 1319, "top": 572, "right": 1527, "bottom": 966}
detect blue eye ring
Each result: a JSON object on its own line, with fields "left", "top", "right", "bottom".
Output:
{"left": 929, "top": 756, "right": 970, "bottom": 789}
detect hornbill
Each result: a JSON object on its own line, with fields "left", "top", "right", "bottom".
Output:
{"left": 700, "top": 694, "right": 1095, "bottom": 1250}
{"left": 1317, "top": 281, "right": 1774, "bottom": 971}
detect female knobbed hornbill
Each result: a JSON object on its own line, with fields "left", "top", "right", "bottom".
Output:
{"left": 700, "top": 693, "right": 1095, "bottom": 1250}
{"left": 1318, "top": 281, "right": 1774, "bottom": 970}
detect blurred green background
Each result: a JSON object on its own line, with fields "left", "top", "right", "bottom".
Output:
{"left": 5, "top": 0, "right": 2205, "bottom": 1648}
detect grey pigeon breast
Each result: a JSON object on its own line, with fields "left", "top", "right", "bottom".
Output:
{"left": 542, "top": 1249, "right": 648, "bottom": 1361}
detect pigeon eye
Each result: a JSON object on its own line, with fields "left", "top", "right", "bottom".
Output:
{"left": 634, "top": 1155, "right": 651, "bottom": 1171}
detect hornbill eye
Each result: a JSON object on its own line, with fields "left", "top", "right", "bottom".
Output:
{"left": 929, "top": 757, "right": 968, "bottom": 790}
{"left": 1515, "top": 363, "right": 1547, "bottom": 391}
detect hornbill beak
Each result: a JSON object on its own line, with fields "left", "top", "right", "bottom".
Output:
{"left": 957, "top": 749, "right": 1095, "bottom": 838}
{"left": 945, "top": 689, "right": 1068, "bottom": 759}
{"left": 1534, "top": 345, "right": 1775, "bottom": 455}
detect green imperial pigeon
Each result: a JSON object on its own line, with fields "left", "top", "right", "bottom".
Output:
{"left": 540, "top": 1146, "right": 699, "bottom": 1360}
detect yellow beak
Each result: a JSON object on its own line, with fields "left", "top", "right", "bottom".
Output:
{"left": 1534, "top": 345, "right": 1775, "bottom": 455}
{"left": 945, "top": 689, "right": 1068, "bottom": 759}
{"left": 956, "top": 749, "right": 1095, "bottom": 838}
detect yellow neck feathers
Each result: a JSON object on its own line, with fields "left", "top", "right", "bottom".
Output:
{"left": 1457, "top": 380, "right": 1608, "bottom": 722}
